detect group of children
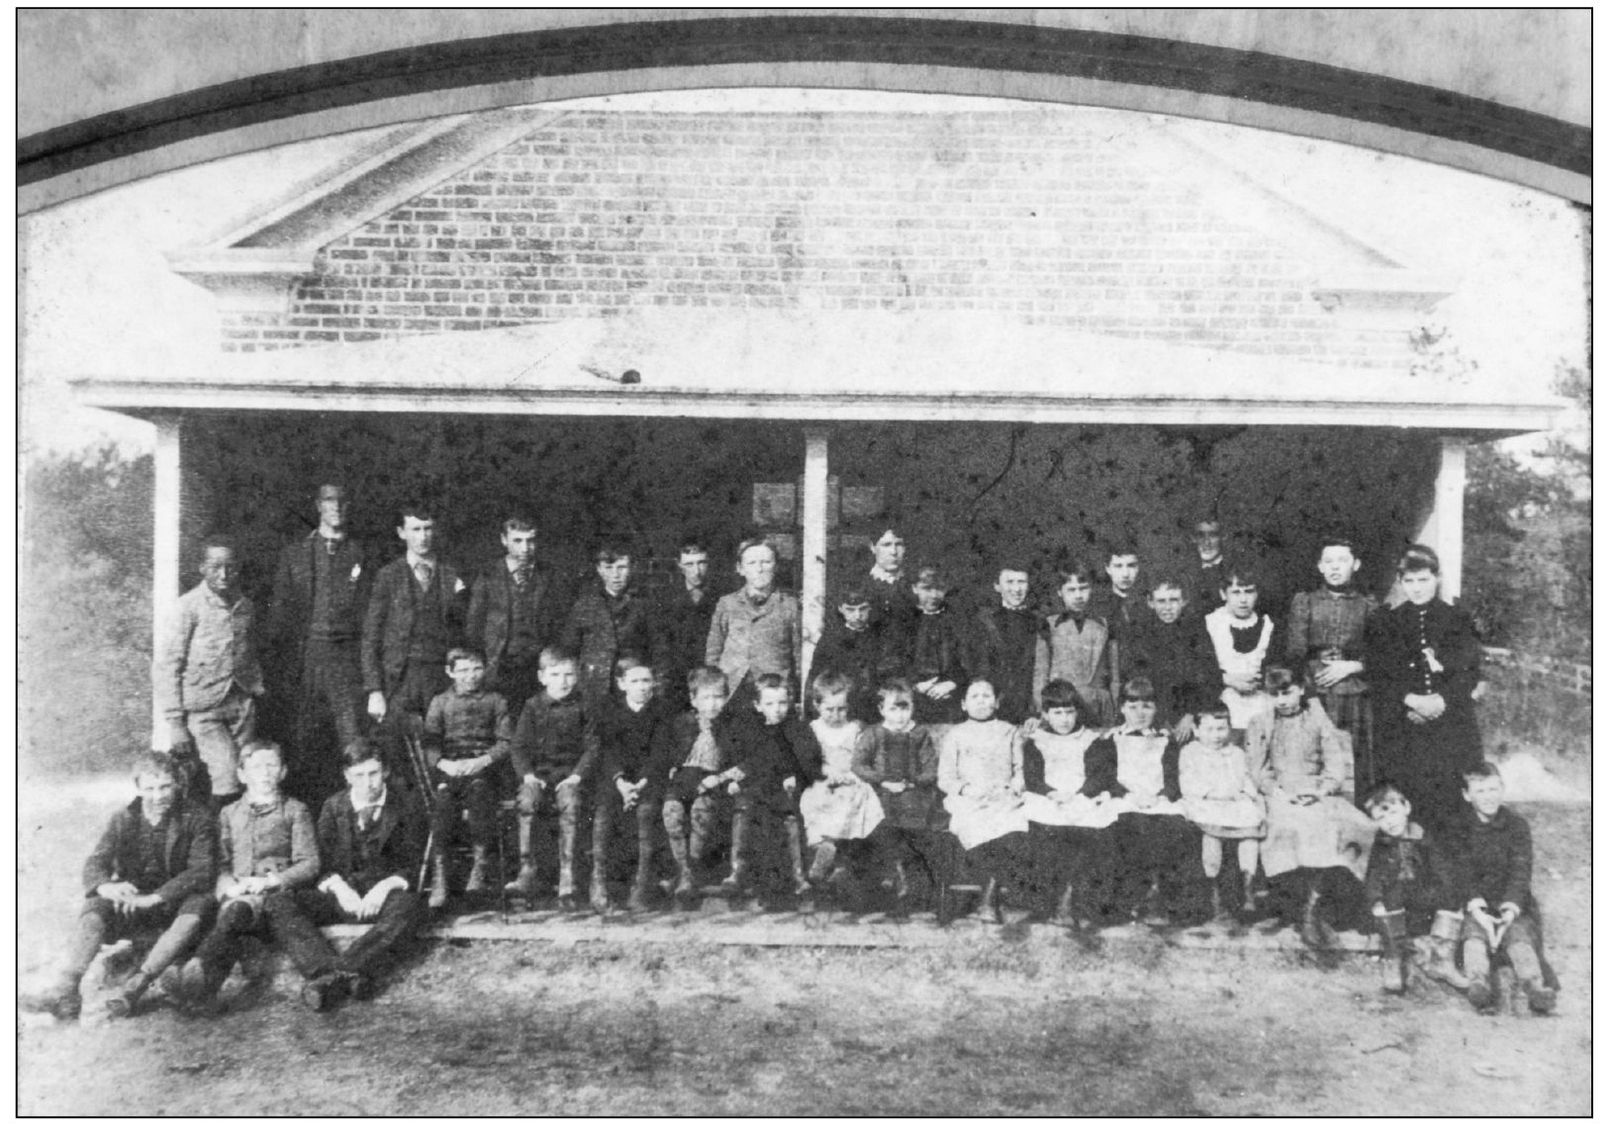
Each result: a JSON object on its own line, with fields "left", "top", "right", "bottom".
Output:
{"left": 28, "top": 514, "right": 1555, "bottom": 1020}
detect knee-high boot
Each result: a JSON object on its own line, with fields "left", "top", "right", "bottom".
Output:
{"left": 784, "top": 816, "right": 812, "bottom": 897}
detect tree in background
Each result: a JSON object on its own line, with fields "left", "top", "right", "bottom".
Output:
{"left": 21, "top": 446, "right": 153, "bottom": 773}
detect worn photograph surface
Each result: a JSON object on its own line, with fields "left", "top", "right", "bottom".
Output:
{"left": 17, "top": 11, "right": 1590, "bottom": 1116}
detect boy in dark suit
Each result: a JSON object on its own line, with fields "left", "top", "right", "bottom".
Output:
{"left": 563, "top": 541, "right": 654, "bottom": 706}
{"left": 362, "top": 502, "right": 467, "bottom": 735}
{"left": 718, "top": 674, "right": 822, "bottom": 900}
{"left": 466, "top": 513, "right": 560, "bottom": 713}
{"left": 266, "top": 482, "right": 370, "bottom": 802}
{"left": 651, "top": 537, "right": 719, "bottom": 707}
{"left": 21, "top": 753, "right": 217, "bottom": 1021}
{"left": 261, "top": 740, "right": 428, "bottom": 1010}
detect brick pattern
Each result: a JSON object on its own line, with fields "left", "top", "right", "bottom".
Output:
{"left": 222, "top": 112, "right": 1410, "bottom": 367}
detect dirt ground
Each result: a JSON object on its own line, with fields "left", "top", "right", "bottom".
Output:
{"left": 17, "top": 778, "right": 1590, "bottom": 1116}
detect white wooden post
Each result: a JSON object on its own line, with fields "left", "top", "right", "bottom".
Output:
{"left": 152, "top": 414, "right": 184, "bottom": 749}
{"left": 800, "top": 428, "right": 830, "bottom": 700}
{"left": 1415, "top": 436, "right": 1467, "bottom": 599}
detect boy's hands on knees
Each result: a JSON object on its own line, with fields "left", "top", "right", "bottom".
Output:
{"left": 367, "top": 691, "right": 387, "bottom": 722}
{"left": 98, "top": 880, "right": 140, "bottom": 905}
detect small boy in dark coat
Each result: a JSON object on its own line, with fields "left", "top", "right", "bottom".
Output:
{"left": 506, "top": 648, "right": 593, "bottom": 907}
{"left": 584, "top": 655, "right": 671, "bottom": 913}
{"left": 657, "top": 666, "right": 740, "bottom": 903}
{"left": 1361, "top": 781, "right": 1460, "bottom": 994}
{"left": 719, "top": 673, "right": 822, "bottom": 899}
{"left": 21, "top": 752, "right": 217, "bottom": 1021}
{"left": 1444, "top": 763, "right": 1558, "bottom": 1014}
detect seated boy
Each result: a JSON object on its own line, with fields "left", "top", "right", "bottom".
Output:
{"left": 507, "top": 647, "right": 593, "bottom": 907}
{"left": 1032, "top": 564, "right": 1117, "bottom": 728}
{"left": 902, "top": 565, "right": 971, "bottom": 731}
{"left": 584, "top": 654, "right": 670, "bottom": 913}
{"left": 1443, "top": 763, "right": 1558, "bottom": 1014}
{"left": 719, "top": 673, "right": 822, "bottom": 899}
{"left": 261, "top": 739, "right": 428, "bottom": 1010}
{"left": 806, "top": 578, "right": 889, "bottom": 725}
{"left": 21, "top": 752, "right": 217, "bottom": 1020}
{"left": 421, "top": 647, "right": 513, "bottom": 907}
{"left": 852, "top": 678, "right": 948, "bottom": 912}
{"left": 1361, "top": 781, "right": 1462, "bottom": 994}
{"left": 657, "top": 666, "right": 741, "bottom": 903}
{"left": 182, "top": 740, "right": 319, "bottom": 1010}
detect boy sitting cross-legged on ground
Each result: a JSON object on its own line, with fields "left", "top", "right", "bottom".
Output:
{"left": 851, "top": 678, "right": 948, "bottom": 914}
{"left": 21, "top": 752, "right": 217, "bottom": 1021}
{"left": 1444, "top": 762, "right": 1559, "bottom": 1015}
{"left": 657, "top": 666, "right": 742, "bottom": 905}
{"left": 506, "top": 647, "right": 593, "bottom": 908}
{"left": 718, "top": 673, "right": 822, "bottom": 901}
{"left": 1360, "top": 781, "right": 1465, "bottom": 995}
{"left": 181, "top": 739, "right": 319, "bottom": 1012}
{"left": 263, "top": 739, "right": 428, "bottom": 1011}
{"left": 421, "top": 647, "right": 513, "bottom": 907}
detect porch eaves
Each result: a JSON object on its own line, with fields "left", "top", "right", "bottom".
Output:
{"left": 71, "top": 311, "right": 1562, "bottom": 435}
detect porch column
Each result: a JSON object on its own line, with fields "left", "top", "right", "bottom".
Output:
{"left": 800, "top": 427, "right": 830, "bottom": 698}
{"left": 1415, "top": 436, "right": 1467, "bottom": 599}
{"left": 152, "top": 414, "right": 184, "bottom": 749}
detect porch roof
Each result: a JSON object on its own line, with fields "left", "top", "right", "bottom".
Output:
{"left": 73, "top": 310, "right": 1561, "bottom": 434}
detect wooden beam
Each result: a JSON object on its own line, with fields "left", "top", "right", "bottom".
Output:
{"left": 1418, "top": 437, "right": 1467, "bottom": 598}
{"left": 800, "top": 427, "right": 830, "bottom": 701}
{"left": 152, "top": 414, "right": 183, "bottom": 749}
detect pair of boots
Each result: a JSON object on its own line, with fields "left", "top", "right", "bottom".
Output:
{"left": 718, "top": 814, "right": 812, "bottom": 899}
{"left": 504, "top": 812, "right": 583, "bottom": 907}
{"left": 428, "top": 845, "right": 492, "bottom": 910}
{"left": 1373, "top": 909, "right": 1469, "bottom": 995}
{"left": 1211, "top": 871, "right": 1258, "bottom": 922}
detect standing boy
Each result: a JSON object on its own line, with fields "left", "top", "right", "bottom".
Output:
{"left": 706, "top": 538, "right": 801, "bottom": 707}
{"left": 652, "top": 538, "right": 719, "bottom": 706}
{"left": 1187, "top": 519, "right": 1228, "bottom": 619}
{"left": 362, "top": 503, "right": 467, "bottom": 729}
{"left": 158, "top": 536, "right": 266, "bottom": 807}
{"left": 466, "top": 514, "right": 559, "bottom": 714}
{"left": 266, "top": 482, "right": 369, "bottom": 802}
{"left": 1125, "top": 577, "right": 1221, "bottom": 740}
{"left": 1088, "top": 544, "right": 1146, "bottom": 660}
{"left": 21, "top": 753, "right": 217, "bottom": 1020}
{"left": 563, "top": 541, "right": 654, "bottom": 706}
{"left": 421, "top": 647, "right": 514, "bottom": 906}
{"left": 1032, "top": 564, "right": 1117, "bottom": 727}
{"left": 967, "top": 561, "right": 1041, "bottom": 724}
{"left": 262, "top": 740, "right": 428, "bottom": 1010}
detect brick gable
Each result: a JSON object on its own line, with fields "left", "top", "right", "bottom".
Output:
{"left": 218, "top": 110, "right": 1413, "bottom": 368}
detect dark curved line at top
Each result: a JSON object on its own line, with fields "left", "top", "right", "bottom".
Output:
{"left": 18, "top": 16, "right": 1591, "bottom": 187}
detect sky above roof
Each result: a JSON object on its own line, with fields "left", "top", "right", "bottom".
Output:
{"left": 19, "top": 88, "right": 1588, "bottom": 456}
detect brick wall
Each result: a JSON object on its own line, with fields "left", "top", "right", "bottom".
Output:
{"left": 221, "top": 111, "right": 1411, "bottom": 367}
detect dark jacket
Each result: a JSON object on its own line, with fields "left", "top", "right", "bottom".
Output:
{"left": 651, "top": 583, "right": 719, "bottom": 697}
{"left": 1363, "top": 822, "right": 1446, "bottom": 915}
{"left": 1365, "top": 598, "right": 1483, "bottom": 710}
{"left": 807, "top": 619, "right": 894, "bottom": 724}
{"left": 726, "top": 713, "right": 822, "bottom": 798}
{"left": 510, "top": 690, "right": 591, "bottom": 784}
{"left": 217, "top": 794, "right": 320, "bottom": 888}
{"left": 562, "top": 585, "right": 654, "bottom": 701}
{"left": 361, "top": 556, "right": 468, "bottom": 696}
{"left": 266, "top": 531, "right": 371, "bottom": 666}
{"left": 588, "top": 698, "right": 671, "bottom": 801}
{"left": 967, "top": 605, "right": 1041, "bottom": 723}
{"left": 899, "top": 608, "right": 972, "bottom": 726}
{"left": 852, "top": 724, "right": 945, "bottom": 830}
{"left": 316, "top": 785, "right": 427, "bottom": 895}
{"left": 465, "top": 561, "right": 562, "bottom": 684}
{"left": 83, "top": 797, "right": 217, "bottom": 903}
{"left": 1442, "top": 804, "right": 1537, "bottom": 916}
{"left": 1124, "top": 616, "right": 1222, "bottom": 724}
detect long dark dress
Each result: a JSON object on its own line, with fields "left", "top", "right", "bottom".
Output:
{"left": 1364, "top": 598, "right": 1483, "bottom": 831}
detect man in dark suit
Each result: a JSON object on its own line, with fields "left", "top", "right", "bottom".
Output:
{"left": 466, "top": 514, "right": 561, "bottom": 713}
{"left": 262, "top": 740, "right": 428, "bottom": 1010}
{"left": 362, "top": 502, "right": 467, "bottom": 730}
{"left": 266, "top": 483, "right": 370, "bottom": 801}
{"left": 651, "top": 537, "right": 717, "bottom": 706}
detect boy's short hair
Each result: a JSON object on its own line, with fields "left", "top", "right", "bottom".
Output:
{"left": 965, "top": 675, "right": 998, "bottom": 694}
{"left": 1360, "top": 781, "right": 1411, "bottom": 813}
{"left": 1194, "top": 703, "right": 1232, "bottom": 724}
{"left": 1462, "top": 761, "right": 1502, "bottom": 788}
{"left": 877, "top": 677, "right": 915, "bottom": 702}
{"left": 834, "top": 579, "right": 874, "bottom": 609}
{"left": 1261, "top": 662, "right": 1311, "bottom": 697}
{"left": 686, "top": 666, "right": 728, "bottom": 696}
{"left": 613, "top": 652, "right": 650, "bottom": 679}
{"left": 911, "top": 564, "right": 948, "bottom": 590}
{"left": 1220, "top": 558, "right": 1262, "bottom": 590}
{"left": 995, "top": 559, "right": 1030, "bottom": 579}
{"left": 1317, "top": 533, "right": 1358, "bottom": 559}
{"left": 753, "top": 672, "right": 790, "bottom": 696}
{"left": 1149, "top": 576, "right": 1185, "bottom": 597}
{"left": 1103, "top": 542, "right": 1139, "bottom": 564}
{"left": 1039, "top": 678, "right": 1085, "bottom": 716}
{"left": 811, "top": 670, "right": 853, "bottom": 702}
{"left": 1397, "top": 544, "right": 1442, "bottom": 575}
{"left": 133, "top": 751, "right": 181, "bottom": 784}
{"left": 237, "top": 739, "right": 285, "bottom": 768}
{"left": 397, "top": 501, "right": 435, "bottom": 526}
{"left": 678, "top": 537, "right": 709, "bottom": 556}
{"left": 594, "top": 540, "right": 632, "bottom": 565}
{"left": 1119, "top": 676, "right": 1157, "bottom": 703}
{"left": 735, "top": 536, "right": 777, "bottom": 563}
{"left": 446, "top": 646, "right": 484, "bottom": 668}
{"left": 200, "top": 532, "right": 238, "bottom": 556}
{"left": 538, "top": 647, "right": 578, "bottom": 671}
{"left": 1055, "top": 564, "right": 1094, "bottom": 585}
{"left": 503, "top": 513, "right": 537, "bottom": 534}
{"left": 866, "top": 523, "right": 904, "bottom": 545}
{"left": 340, "top": 738, "right": 385, "bottom": 773}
